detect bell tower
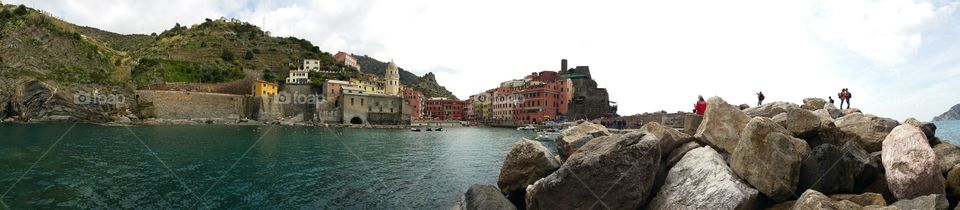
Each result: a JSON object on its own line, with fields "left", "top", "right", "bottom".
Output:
{"left": 385, "top": 60, "right": 400, "bottom": 96}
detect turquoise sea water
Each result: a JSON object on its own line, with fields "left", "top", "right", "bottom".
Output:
{"left": 0, "top": 124, "right": 543, "bottom": 209}
{"left": 935, "top": 120, "right": 960, "bottom": 144}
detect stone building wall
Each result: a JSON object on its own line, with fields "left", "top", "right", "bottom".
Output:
{"left": 567, "top": 78, "right": 613, "bottom": 120}
{"left": 140, "top": 79, "right": 253, "bottom": 95}
{"left": 341, "top": 93, "right": 406, "bottom": 125}
{"left": 278, "top": 84, "right": 319, "bottom": 121}
{"left": 135, "top": 90, "right": 249, "bottom": 120}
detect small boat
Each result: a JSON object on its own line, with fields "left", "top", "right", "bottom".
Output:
{"left": 535, "top": 129, "right": 561, "bottom": 141}
{"left": 435, "top": 127, "right": 443, "bottom": 131}
{"left": 426, "top": 128, "right": 433, "bottom": 131}
{"left": 517, "top": 125, "right": 537, "bottom": 131}
{"left": 410, "top": 128, "right": 421, "bottom": 132}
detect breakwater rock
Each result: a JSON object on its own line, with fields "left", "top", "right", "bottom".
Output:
{"left": 460, "top": 96, "right": 959, "bottom": 209}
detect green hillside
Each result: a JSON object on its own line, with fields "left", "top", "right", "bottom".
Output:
{"left": 0, "top": 4, "right": 130, "bottom": 85}
{"left": 0, "top": 3, "right": 458, "bottom": 121}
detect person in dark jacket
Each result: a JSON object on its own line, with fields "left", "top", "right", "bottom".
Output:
{"left": 756, "top": 91, "right": 765, "bottom": 106}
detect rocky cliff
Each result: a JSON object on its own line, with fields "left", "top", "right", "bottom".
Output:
{"left": 411, "top": 72, "right": 457, "bottom": 100}
{"left": 933, "top": 103, "right": 960, "bottom": 121}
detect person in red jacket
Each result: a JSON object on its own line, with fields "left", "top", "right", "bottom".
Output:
{"left": 694, "top": 95, "right": 707, "bottom": 115}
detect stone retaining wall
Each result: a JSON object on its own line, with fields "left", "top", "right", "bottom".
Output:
{"left": 136, "top": 90, "right": 249, "bottom": 120}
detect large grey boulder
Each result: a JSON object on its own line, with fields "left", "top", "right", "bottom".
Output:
{"left": 526, "top": 132, "right": 660, "bottom": 210}
{"left": 933, "top": 143, "right": 960, "bottom": 175}
{"left": 823, "top": 103, "right": 844, "bottom": 119}
{"left": 640, "top": 122, "right": 694, "bottom": 158}
{"left": 694, "top": 96, "right": 751, "bottom": 154}
{"left": 947, "top": 165, "right": 960, "bottom": 199}
{"left": 743, "top": 101, "right": 798, "bottom": 118}
{"left": 890, "top": 194, "right": 949, "bottom": 210}
{"left": 784, "top": 108, "right": 823, "bottom": 137}
{"left": 801, "top": 98, "right": 828, "bottom": 110}
{"left": 906, "top": 117, "right": 942, "bottom": 146}
{"left": 665, "top": 141, "right": 701, "bottom": 168}
{"left": 555, "top": 121, "right": 610, "bottom": 161}
{"left": 498, "top": 138, "right": 560, "bottom": 195}
{"left": 793, "top": 189, "right": 864, "bottom": 210}
{"left": 647, "top": 147, "right": 759, "bottom": 210}
{"left": 812, "top": 109, "right": 833, "bottom": 121}
{"left": 797, "top": 141, "right": 878, "bottom": 194}
{"left": 836, "top": 113, "right": 900, "bottom": 152}
{"left": 729, "top": 117, "right": 806, "bottom": 202}
{"left": 882, "top": 125, "right": 945, "bottom": 200}
{"left": 772, "top": 112, "right": 787, "bottom": 128}
{"left": 828, "top": 193, "right": 887, "bottom": 207}
{"left": 460, "top": 184, "right": 517, "bottom": 210}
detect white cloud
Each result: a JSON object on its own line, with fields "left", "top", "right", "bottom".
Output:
{"left": 808, "top": 0, "right": 958, "bottom": 64}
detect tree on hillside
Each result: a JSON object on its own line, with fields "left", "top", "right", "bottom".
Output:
{"left": 220, "top": 50, "right": 234, "bottom": 62}
{"left": 14, "top": 4, "right": 27, "bottom": 16}
{"left": 0, "top": 7, "right": 11, "bottom": 19}
{"left": 243, "top": 50, "right": 254, "bottom": 60}
{"left": 262, "top": 69, "right": 277, "bottom": 82}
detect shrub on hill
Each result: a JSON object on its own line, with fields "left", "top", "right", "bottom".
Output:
{"left": 132, "top": 58, "right": 244, "bottom": 85}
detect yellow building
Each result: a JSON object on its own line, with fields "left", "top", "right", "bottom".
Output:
{"left": 349, "top": 78, "right": 384, "bottom": 94}
{"left": 252, "top": 79, "right": 278, "bottom": 96}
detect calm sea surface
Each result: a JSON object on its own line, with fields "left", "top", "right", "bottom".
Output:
{"left": 936, "top": 120, "right": 960, "bottom": 144}
{"left": 0, "top": 124, "right": 550, "bottom": 209}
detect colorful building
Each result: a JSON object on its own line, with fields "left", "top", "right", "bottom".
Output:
{"left": 252, "top": 79, "right": 278, "bottom": 96}
{"left": 402, "top": 87, "right": 425, "bottom": 120}
{"left": 323, "top": 80, "right": 351, "bottom": 104}
{"left": 424, "top": 97, "right": 465, "bottom": 121}
{"left": 334, "top": 51, "right": 361, "bottom": 72}
{"left": 469, "top": 70, "right": 573, "bottom": 123}
{"left": 349, "top": 77, "right": 385, "bottom": 95}
{"left": 491, "top": 87, "right": 518, "bottom": 121}
{"left": 286, "top": 70, "right": 310, "bottom": 84}
{"left": 513, "top": 80, "right": 569, "bottom": 123}
{"left": 471, "top": 91, "right": 493, "bottom": 121}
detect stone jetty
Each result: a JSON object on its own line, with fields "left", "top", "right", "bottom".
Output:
{"left": 457, "top": 96, "right": 960, "bottom": 210}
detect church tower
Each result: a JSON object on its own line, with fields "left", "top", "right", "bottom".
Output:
{"left": 385, "top": 60, "right": 400, "bottom": 96}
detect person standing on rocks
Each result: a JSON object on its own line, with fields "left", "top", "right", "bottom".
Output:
{"left": 756, "top": 91, "right": 765, "bottom": 106}
{"left": 694, "top": 95, "right": 707, "bottom": 115}
{"left": 838, "top": 88, "right": 852, "bottom": 109}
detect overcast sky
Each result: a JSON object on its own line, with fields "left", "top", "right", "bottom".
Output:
{"left": 9, "top": 0, "right": 960, "bottom": 121}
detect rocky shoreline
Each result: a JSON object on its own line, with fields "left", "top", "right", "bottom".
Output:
{"left": 456, "top": 96, "right": 958, "bottom": 210}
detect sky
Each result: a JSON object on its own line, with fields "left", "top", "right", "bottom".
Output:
{"left": 8, "top": 0, "right": 960, "bottom": 121}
